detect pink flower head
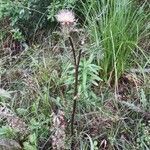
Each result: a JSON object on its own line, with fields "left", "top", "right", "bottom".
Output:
{"left": 56, "top": 9, "right": 76, "bottom": 26}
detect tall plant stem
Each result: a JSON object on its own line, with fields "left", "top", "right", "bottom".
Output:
{"left": 69, "top": 37, "right": 77, "bottom": 66}
{"left": 69, "top": 36, "right": 82, "bottom": 139}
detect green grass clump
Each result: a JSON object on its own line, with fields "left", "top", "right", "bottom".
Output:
{"left": 81, "top": 0, "right": 149, "bottom": 84}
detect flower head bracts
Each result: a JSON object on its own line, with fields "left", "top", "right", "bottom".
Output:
{"left": 56, "top": 9, "right": 76, "bottom": 34}
{"left": 56, "top": 9, "right": 75, "bottom": 25}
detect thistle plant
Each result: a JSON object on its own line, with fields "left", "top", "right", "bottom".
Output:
{"left": 56, "top": 9, "right": 82, "bottom": 141}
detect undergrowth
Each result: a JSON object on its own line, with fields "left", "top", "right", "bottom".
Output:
{"left": 0, "top": 0, "right": 150, "bottom": 149}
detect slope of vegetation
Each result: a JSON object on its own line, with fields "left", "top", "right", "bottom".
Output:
{"left": 0, "top": 0, "right": 149, "bottom": 149}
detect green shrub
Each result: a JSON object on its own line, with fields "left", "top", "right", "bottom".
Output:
{"left": 0, "top": 0, "right": 81, "bottom": 42}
